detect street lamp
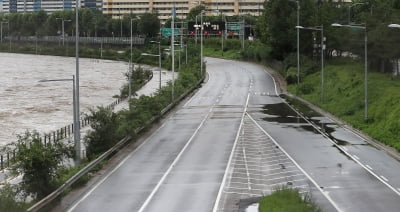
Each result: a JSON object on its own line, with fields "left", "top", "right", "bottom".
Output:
{"left": 142, "top": 52, "right": 162, "bottom": 90}
{"left": 94, "top": 39, "right": 103, "bottom": 58}
{"left": 174, "top": 43, "right": 182, "bottom": 70}
{"left": 348, "top": 2, "right": 367, "bottom": 24}
{"left": 332, "top": 23, "right": 368, "bottom": 121}
{"left": 290, "top": 0, "right": 300, "bottom": 86}
{"left": 388, "top": 24, "right": 400, "bottom": 28}
{"left": 200, "top": 10, "right": 204, "bottom": 75}
{"left": 171, "top": 6, "right": 176, "bottom": 102}
{"left": 38, "top": 76, "right": 80, "bottom": 162}
{"left": 56, "top": 18, "right": 71, "bottom": 46}
{"left": 130, "top": 18, "right": 136, "bottom": 92}
{"left": 296, "top": 25, "right": 325, "bottom": 102}
{"left": 150, "top": 40, "right": 162, "bottom": 90}
{"left": 1, "top": 20, "right": 9, "bottom": 43}
{"left": 74, "top": 0, "right": 81, "bottom": 163}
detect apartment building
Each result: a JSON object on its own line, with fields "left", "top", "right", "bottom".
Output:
{"left": 1, "top": 0, "right": 101, "bottom": 13}
{"left": 103, "top": 0, "right": 264, "bottom": 21}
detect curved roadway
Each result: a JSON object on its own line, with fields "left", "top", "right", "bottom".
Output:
{"left": 67, "top": 58, "right": 400, "bottom": 212}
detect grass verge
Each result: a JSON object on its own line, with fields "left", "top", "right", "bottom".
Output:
{"left": 288, "top": 59, "right": 400, "bottom": 151}
{"left": 259, "top": 187, "right": 321, "bottom": 212}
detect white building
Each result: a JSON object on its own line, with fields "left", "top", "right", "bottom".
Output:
{"left": 1, "top": 0, "right": 101, "bottom": 13}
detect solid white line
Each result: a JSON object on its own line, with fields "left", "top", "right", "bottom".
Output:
{"left": 283, "top": 101, "right": 400, "bottom": 197}
{"left": 242, "top": 145, "right": 252, "bottom": 190}
{"left": 212, "top": 93, "right": 250, "bottom": 212}
{"left": 184, "top": 71, "right": 211, "bottom": 107}
{"left": 223, "top": 190, "right": 264, "bottom": 196}
{"left": 67, "top": 122, "right": 168, "bottom": 212}
{"left": 264, "top": 69, "right": 279, "bottom": 96}
{"left": 246, "top": 113, "right": 344, "bottom": 212}
{"left": 137, "top": 103, "right": 214, "bottom": 212}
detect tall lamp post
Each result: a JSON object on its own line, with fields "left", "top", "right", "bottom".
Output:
{"left": 290, "top": 0, "right": 300, "bottom": 86}
{"left": 200, "top": 10, "right": 204, "bottom": 75}
{"left": 142, "top": 52, "right": 162, "bottom": 90}
{"left": 388, "top": 24, "right": 400, "bottom": 75}
{"left": 74, "top": 0, "right": 81, "bottom": 163}
{"left": 332, "top": 23, "right": 368, "bottom": 121}
{"left": 39, "top": 76, "right": 80, "bottom": 162}
{"left": 150, "top": 40, "right": 162, "bottom": 90}
{"left": 348, "top": 2, "right": 367, "bottom": 24}
{"left": 130, "top": 18, "right": 135, "bottom": 97}
{"left": 296, "top": 25, "right": 325, "bottom": 102}
{"left": 295, "top": 0, "right": 300, "bottom": 86}
{"left": 1, "top": 20, "right": 9, "bottom": 43}
{"left": 56, "top": 18, "right": 71, "bottom": 46}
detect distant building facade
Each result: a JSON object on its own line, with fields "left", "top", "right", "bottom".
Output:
{"left": 1, "top": 0, "right": 101, "bottom": 13}
{"left": 103, "top": 0, "right": 264, "bottom": 21}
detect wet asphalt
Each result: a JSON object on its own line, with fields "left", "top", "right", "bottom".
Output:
{"left": 67, "top": 58, "right": 400, "bottom": 212}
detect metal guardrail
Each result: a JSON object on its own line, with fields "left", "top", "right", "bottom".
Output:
{"left": 27, "top": 73, "right": 205, "bottom": 212}
{"left": 4, "top": 36, "right": 145, "bottom": 45}
{"left": 0, "top": 71, "right": 154, "bottom": 171}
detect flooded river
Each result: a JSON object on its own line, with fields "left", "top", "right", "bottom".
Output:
{"left": 0, "top": 53, "right": 128, "bottom": 146}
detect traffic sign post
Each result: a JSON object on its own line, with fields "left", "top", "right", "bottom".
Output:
{"left": 162, "top": 28, "right": 180, "bottom": 37}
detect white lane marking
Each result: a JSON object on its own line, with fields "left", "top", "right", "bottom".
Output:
{"left": 242, "top": 145, "right": 252, "bottom": 190}
{"left": 283, "top": 101, "right": 400, "bottom": 197}
{"left": 353, "top": 155, "right": 360, "bottom": 160}
{"left": 212, "top": 93, "right": 250, "bottom": 212}
{"left": 184, "top": 71, "right": 211, "bottom": 107}
{"left": 264, "top": 69, "right": 279, "bottom": 96}
{"left": 137, "top": 103, "right": 215, "bottom": 212}
{"left": 223, "top": 190, "right": 265, "bottom": 196}
{"left": 342, "top": 146, "right": 348, "bottom": 151}
{"left": 246, "top": 113, "right": 344, "bottom": 212}
{"left": 366, "top": 165, "right": 373, "bottom": 170}
{"left": 67, "top": 120, "right": 168, "bottom": 212}
{"left": 381, "top": 176, "right": 389, "bottom": 182}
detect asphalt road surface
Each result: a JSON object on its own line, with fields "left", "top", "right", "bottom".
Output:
{"left": 67, "top": 58, "right": 400, "bottom": 212}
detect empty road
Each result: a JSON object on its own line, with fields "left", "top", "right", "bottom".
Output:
{"left": 66, "top": 58, "right": 400, "bottom": 212}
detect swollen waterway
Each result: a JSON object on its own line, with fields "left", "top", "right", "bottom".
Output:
{"left": 0, "top": 53, "right": 128, "bottom": 146}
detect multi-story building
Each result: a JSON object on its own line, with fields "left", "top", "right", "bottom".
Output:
{"left": 1, "top": 0, "right": 101, "bottom": 13}
{"left": 103, "top": 0, "right": 264, "bottom": 21}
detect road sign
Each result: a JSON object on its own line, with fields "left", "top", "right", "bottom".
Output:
{"left": 188, "top": 22, "right": 225, "bottom": 31}
{"left": 162, "top": 28, "right": 180, "bottom": 37}
{"left": 228, "top": 24, "right": 241, "bottom": 31}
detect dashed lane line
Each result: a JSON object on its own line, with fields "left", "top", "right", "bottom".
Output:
{"left": 212, "top": 93, "right": 250, "bottom": 212}
{"left": 246, "top": 113, "right": 343, "bottom": 212}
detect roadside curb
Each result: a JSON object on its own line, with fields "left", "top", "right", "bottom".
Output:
{"left": 286, "top": 92, "right": 400, "bottom": 162}
{"left": 257, "top": 61, "right": 400, "bottom": 162}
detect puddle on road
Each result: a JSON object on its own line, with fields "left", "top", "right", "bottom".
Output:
{"left": 260, "top": 97, "right": 367, "bottom": 148}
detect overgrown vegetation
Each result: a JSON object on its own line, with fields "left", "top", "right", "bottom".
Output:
{"left": 12, "top": 131, "right": 73, "bottom": 199}
{"left": 259, "top": 187, "right": 321, "bottom": 212}
{"left": 288, "top": 59, "right": 400, "bottom": 151}
{"left": 0, "top": 185, "right": 29, "bottom": 212}
{"left": 2, "top": 30, "right": 203, "bottom": 210}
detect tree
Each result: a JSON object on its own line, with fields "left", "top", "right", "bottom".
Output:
{"left": 186, "top": 5, "right": 206, "bottom": 21}
{"left": 12, "top": 131, "right": 72, "bottom": 199}
{"left": 138, "top": 12, "right": 160, "bottom": 37}
{"left": 84, "top": 107, "right": 122, "bottom": 159}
